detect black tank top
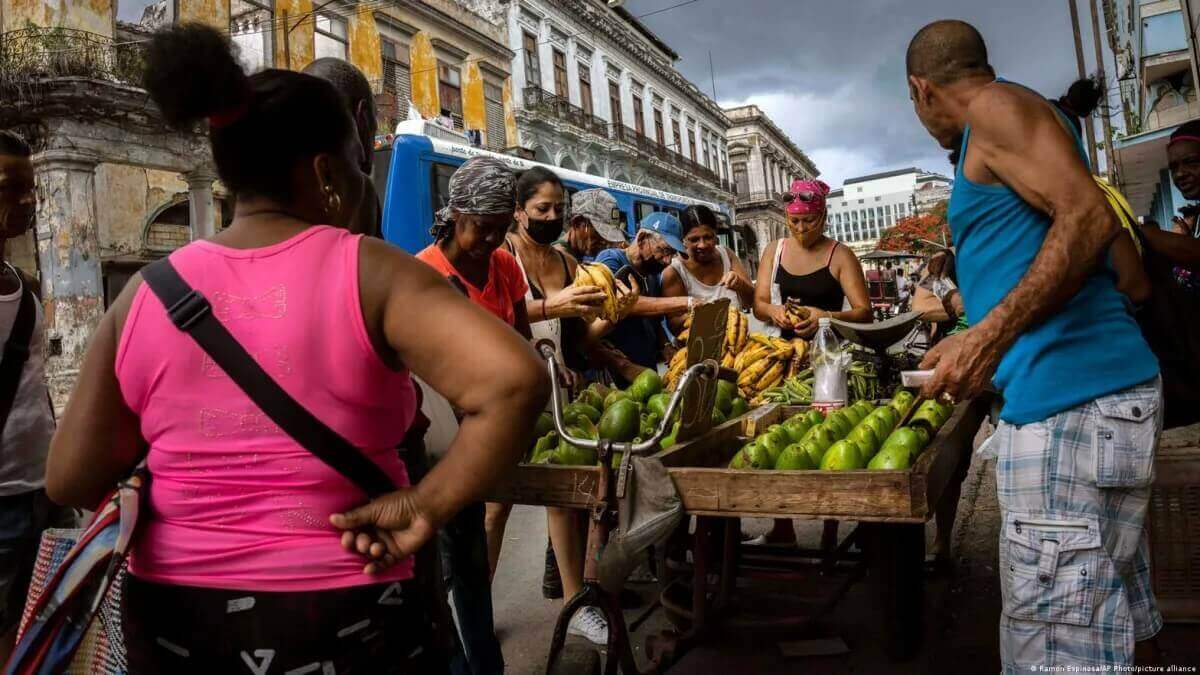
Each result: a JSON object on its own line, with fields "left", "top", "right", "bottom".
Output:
{"left": 774, "top": 239, "right": 845, "bottom": 312}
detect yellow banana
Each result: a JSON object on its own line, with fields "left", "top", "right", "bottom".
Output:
{"left": 736, "top": 345, "right": 769, "bottom": 371}
{"left": 748, "top": 333, "right": 773, "bottom": 348}
{"left": 725, "top": 310, "right": 738, "bottom": 352}
{"left": 721, "top": 352, "right": 735, "bottom": 369}
{"left": 792, "top": 339, "right": 808, "bottom": 364}
{"left": 738, "top": 357, "right": 773, "bottom": 389}
{"left": 756, "top": 361, "right": 785, "bottom": 392}
{"left": 677, "top": 328, "right": 690, "bottom": 345}
{"left": 768, "top": 336, "right": 791, "bottom": 351}
{"left": 737, "top": 313, "right": 749, "bottom": 351}
{"left": 772, "top": 343, "right": 794, "bottom": 361}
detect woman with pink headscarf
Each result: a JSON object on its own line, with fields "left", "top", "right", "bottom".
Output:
{"left": 753, "top": 179, "right": 872, "bottom": 338}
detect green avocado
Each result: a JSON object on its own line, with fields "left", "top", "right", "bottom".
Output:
{"left": 647, "top": 392, "right": 671, "bottom": 419}
{"left": 563, "top": 402, "right": 601, "bottom": 427}
{"left": 782, "top": 419, "right": 813, "bottom": 444}
{"left": 715, "top": 379, "right": 737, "bottom": 416}
{"left": 604, "top": 389, "right": 632, "bottom": 410}
{"left": 575, "top": 389, "right": 605, "bottom": 411}
{"left": 775, "top": 443, "right": 817, "bottom": 470}
{"left": 804, "top": 410, "right": 826, "bottom": 426}
{"left": 820, "top": 439, "right": 865, "bottom": 471}
{"left": 867, "top": 446, "right": 911, "bottom": 470}
{"left": 599, "top": 399, "right": 640, "bottom": 442}
{"left": 729, "top": 397, "right": 750, "bottom": 418}
{"left": 758, "top": 430, "right": 791, "bottom": 466}
{"left": 628, "top": 369, "right": 664, "bottom": 403}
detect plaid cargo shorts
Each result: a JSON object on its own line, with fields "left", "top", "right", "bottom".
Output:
{"left": 986, "top": 377, "right": 1162, "bottom": 673}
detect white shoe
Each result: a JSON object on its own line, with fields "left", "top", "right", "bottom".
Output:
{"left": 742, "top": 534, "right": 767, "bottom": 546}
{"left": 567, "top": 606, "right": 609, "bottom": 646}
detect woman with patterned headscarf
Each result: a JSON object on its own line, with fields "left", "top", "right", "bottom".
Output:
{"left": 415, "top": 156, "right": 531, "bottom": 675}
{"left": 753, "top": 179, "right": 872, "bottom": 338}
{"left": 417, "top": 156, "right": 532, "bottom": 337}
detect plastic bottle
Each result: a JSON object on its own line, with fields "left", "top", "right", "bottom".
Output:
{"left": 811, "top": 317, "right": 849, "bottom": 413}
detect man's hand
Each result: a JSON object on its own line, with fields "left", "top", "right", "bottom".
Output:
{"left": 330, "top": 489, "right": 438, "bottom": 575}
{"left": 918, "top": 324, "right": 1002, "bottom": 402}
{"left": 719, "top": 270, "right": 754, "bottom": 295}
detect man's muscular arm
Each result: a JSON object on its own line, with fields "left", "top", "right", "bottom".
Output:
{"left": 972, "top": 84, "right": 1120, "bottom": 346}
{"left": 921, "top": 84, "right": 1122, "bottom": 400}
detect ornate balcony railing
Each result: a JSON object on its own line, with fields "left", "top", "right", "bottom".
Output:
{"left": 524, "top": 85, "right": 608, "bottom": 139}
{"left": 0, "top": 27, "right": 146, "bottom": 88}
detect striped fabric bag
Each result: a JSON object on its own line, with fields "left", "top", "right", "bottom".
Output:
{"left": 4, "top": 470, "right": 145, "bottom": 675}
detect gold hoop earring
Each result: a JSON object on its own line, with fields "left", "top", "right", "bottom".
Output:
{"left": 323, "top": 184, "right": 342, "bottom": 217}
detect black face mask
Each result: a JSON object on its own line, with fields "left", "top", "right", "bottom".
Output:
{"left": 526, "top": 216, "right": 564, "bottom": 245}
{"left": 639, "top": 256, "right": 668, "bottom": 276}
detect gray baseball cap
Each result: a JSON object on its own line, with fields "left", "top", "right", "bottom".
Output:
{"left": 571, "top": 189, "right": 627, "bottom": 243}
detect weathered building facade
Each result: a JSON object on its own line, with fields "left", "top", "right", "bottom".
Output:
{"left": 725, "top": 104, "right": 818, "bottom": 268}
{"left": 0, "top": 0, "right": 513, "bottom": 407}
{"left": 498, "top": 0, "right": 733, "bottom": 205}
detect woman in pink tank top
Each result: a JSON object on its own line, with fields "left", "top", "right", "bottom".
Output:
{"left": 44, "top": 25, "right": 548, "bottom": 674}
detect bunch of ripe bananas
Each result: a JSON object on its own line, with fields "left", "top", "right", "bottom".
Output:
{"left": 784, "top": 299, "right": 811, "bottom": 326}
{"left": 572, "top": 263, "right": 639, "bottom": 322}
{"left": 666, "top": 306, "right": 749, "bottom": 389}
{"left": 734, "top": 334, "right": 809, "bottom": 399}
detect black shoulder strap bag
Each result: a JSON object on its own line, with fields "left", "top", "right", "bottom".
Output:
{"left": 0, "top": 271, "right": 37, "bottom": 432}
{"left": 139, "top": 257, "right": 396, "bottom": 497}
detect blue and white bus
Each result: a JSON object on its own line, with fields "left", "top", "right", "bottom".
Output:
{"left": 374, "top": 122, "right": 742, "bottom": 258}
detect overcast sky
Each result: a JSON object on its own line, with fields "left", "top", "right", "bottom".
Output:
{"left": 636, "top": 0, "right": 1118, "bottom": 186}
{"left": 117, "top": 0, "right": 1118, "bottom": 187}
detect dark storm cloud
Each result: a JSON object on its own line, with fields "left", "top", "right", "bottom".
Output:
{"left": 638, "top": 0, "right": 1115, "bottom": 185}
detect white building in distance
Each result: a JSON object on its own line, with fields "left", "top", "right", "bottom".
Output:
{"left": 826, "top": 167, "right": 952, "bottom": 254}
{"left": 500, "top": 0, "right": 733, "bottom": 205}
{"left": 725, "top": 104, "right": 819, "bottom": 269}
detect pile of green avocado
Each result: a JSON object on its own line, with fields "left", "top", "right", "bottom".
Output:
{"left": 727, "top": 390, "right": 955, "bottom": 471}
{"left": 526, "top": 370, "right": 752, "bottom": 467}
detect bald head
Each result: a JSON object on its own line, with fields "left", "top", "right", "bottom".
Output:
{"left": 906, "top": 20, "right": 994, "bottom": 85}
{"left": 302, "top": 57, "right": 376, "bottom": 172}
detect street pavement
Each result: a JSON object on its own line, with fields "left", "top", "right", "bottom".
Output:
{"left": 492, "top": 435, "right": 1200, "bottom": 674}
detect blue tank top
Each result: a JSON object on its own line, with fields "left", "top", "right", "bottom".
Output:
{"left": 947, "top": 82, "right": 1158, "bottom": 424}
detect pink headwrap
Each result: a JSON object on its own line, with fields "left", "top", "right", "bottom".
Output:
{"left": 784, "top": 179, "right": 831, "bottom": 215}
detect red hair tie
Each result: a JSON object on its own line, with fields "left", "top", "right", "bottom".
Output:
{"left": 208, "top": 101, "right": 249, "bottom": 130}
{"left": 1169, "top": 134, "right": 1200, "bottom": 147}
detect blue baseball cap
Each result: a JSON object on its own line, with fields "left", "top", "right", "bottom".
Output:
{"left": 638, "top": 212, "right": 685, "bottom": 253}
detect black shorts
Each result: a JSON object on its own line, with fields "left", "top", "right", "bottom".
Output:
{"left": 122, "top": 575, "right": 448, "bottom": 674}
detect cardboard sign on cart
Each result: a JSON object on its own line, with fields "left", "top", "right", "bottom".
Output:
{"left": 675, "top": 298, "right": 731, "bottom": 445}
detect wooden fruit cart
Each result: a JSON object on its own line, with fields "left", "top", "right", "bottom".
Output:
{"left": 645, "top": 394, "right": 992, "bottom": 665}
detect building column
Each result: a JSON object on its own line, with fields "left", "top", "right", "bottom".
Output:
{"left": 32, "top": 149, "right": 103, "bottom": 410}
{"left": 186, "top": 169, "right": 218, "bottom": 240}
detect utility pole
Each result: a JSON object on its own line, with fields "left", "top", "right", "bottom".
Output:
{"left": 1089, "top": 0, "right": 1116, "bottom": 182}
{"left": 1069, "top": 0, "right": 1099, "bottom": 171}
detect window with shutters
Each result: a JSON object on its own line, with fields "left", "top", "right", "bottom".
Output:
{"left": 484, "top": 81, "right": 505, "bottom": 150}
{"left": 687, "top": 128, "right": 696, "bottom": 162}
{"left": 632, "top": 93, "right": 644, "bottom": 135}
{"left": 314, "top": 12, "right": 348, "bottom": 61}
{"left": 608, "top": 80, "right": 621, "bottom": 125}
{"left": 653, "top": 108, "right": 664, "bottom": 146}
{"left": 671, "top": 120, "right": 681, "bottom": 154}
{"left": 379, "top": 39, "right": 411, "bottom": 131}
{"left": 733, "top": 162, "right": 748, "bottom": 194}
{"left": 231, "top": 0, "right": 273, "bottom": 71}
{"left": 523, "top": 32, "right": 540, "bottom": 89}
{"left": 578, "top": 65, "right": 593, "bottom": 115}
{"left": 552, "top": 49, "right": 568, "bottom": 98}
{"left": 701, "top": 136, "right": 709, "bottom": 169}
{"left": 439, "top": 62, "right": 463, "bottom": 126}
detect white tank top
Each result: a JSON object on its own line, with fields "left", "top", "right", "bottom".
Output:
{"left": 0, "top": 264, "right": 54, "bottom": 496}
{"left": 510, "top": 244, "right": 565, "bottom": 360}
{"left": 668, "top": 247, "right": 742, "bottom": 310}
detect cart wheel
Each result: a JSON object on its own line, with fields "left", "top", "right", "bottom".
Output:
{"left": 547, "top": 643, "right": 601, "bottom": 675}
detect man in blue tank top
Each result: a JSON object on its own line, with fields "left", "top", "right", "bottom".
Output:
{"left": 906, "top": 20, "right": 1162, "bottom": 671}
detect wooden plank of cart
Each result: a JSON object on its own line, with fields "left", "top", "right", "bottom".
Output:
{"left": 645, "top": 393, "right": 992, "bottom": 665}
